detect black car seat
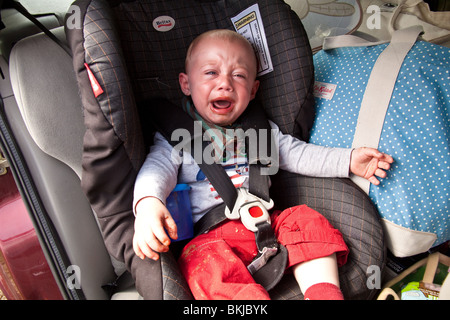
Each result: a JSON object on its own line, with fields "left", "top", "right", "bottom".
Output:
{"left": 64, "top": 0, "right": 386, "bottom": 300}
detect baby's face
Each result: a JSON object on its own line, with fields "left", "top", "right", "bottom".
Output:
{"left": 179, "top": 37, "right": 259, "bottom": 126}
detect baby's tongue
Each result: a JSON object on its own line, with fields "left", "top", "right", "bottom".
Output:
{"left": 213, "top": 100, "right": 231, "bottom": 109}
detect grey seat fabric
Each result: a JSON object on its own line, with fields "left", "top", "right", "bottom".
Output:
{"left": 8, "top": 27, "right": 130, "bottom": 299}
{"left": 10, "top": 28, "right": 84, "bottom": 177}
{"left": 270, "top": 175, "right": 385, "bottom": 299}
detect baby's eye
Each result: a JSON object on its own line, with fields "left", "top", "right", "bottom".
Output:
{"left": 205, "top": 71, "right": 217, "bottom": 76}
{"left": 234, "top": 73, "right": 246, "bottom": 79}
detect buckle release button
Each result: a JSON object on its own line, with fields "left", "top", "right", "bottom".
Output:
{"left": 249, "top": 206, "right": 264, "bottom": 218}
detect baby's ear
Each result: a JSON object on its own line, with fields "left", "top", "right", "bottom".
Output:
{"left": 250, "top": 79, "right": 260, "bottom": 100}
{"left": 179, "top": 73, "right": 191, "bottom": 96}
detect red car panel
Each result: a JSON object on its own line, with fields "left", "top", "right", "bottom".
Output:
{"left": 0, "top": 167, "right": 62, "bottom": 300}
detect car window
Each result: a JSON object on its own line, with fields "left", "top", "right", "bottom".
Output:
{"left": 18, "top": 0, "right": 74, "bottom": 14}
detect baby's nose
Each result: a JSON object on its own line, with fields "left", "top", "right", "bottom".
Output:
{"left": 217, "top": 75, "right": 233, "bottom": 91}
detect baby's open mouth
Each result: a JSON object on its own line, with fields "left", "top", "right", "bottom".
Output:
{"left": 212, "top": 100, "right": 232, "bottom": 109}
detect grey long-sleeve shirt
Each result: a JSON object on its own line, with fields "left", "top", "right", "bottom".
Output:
{"left": 133, "top": 121, "right": 352, "bottom": 222}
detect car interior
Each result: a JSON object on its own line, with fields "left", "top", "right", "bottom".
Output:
{"left": 1, "top": 1, "right": 117, "bottom": 299}
{"left": 0, "top": 0, "right": 448, "bottom": 300}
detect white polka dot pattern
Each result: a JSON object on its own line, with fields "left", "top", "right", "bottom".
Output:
{"left": 310, "top": 41, "right": 449, "bottom": 247}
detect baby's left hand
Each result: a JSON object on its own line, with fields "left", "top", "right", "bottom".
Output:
{"left": 350, "top": 147, "right": 394, "bottom": 185}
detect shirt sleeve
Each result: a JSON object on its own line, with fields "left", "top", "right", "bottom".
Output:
{"left": 270, "top": 121, "right": 352, "bottom": 178}
{"left": 132, "top": 132, "right": 181, "bottom": 214}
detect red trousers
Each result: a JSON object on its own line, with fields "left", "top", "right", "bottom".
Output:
{"left": 178, "top": 205, "right": 349, "bottom": 300}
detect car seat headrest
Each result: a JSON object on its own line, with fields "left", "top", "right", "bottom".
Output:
{"left": 67, "top": 0, "right": 315, "bottom": 168}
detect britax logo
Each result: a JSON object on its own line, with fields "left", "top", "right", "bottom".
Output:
{"left": 152, "top": 16, "right": 175, "bottom": 32}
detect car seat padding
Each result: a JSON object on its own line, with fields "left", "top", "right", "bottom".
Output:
{"left": 66, "top": 0, "right": 385, "bottom": 299}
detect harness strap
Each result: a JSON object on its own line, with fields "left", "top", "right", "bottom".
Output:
{"left": 249, "top": 163, "right": 271, "bottom": 202}
{"left": 193, "top": 203, "right": 227, "bottom": 236}
{"left": 150, "top": 98, "right": 287, "bottom": 290}
{"left": 249, "top": 222, "right": 280, "bottom": 274}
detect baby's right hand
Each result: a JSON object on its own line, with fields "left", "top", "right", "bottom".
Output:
{"left": 133, "top": 197, "right": 178, "bottom": 260}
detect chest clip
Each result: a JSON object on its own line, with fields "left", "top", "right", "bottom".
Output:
{"left": 224, "top": 188, "right": 274, "bottom": 232}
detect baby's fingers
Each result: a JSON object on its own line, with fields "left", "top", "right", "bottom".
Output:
{"left": 375, "top": 168, "right": 387, "bottom": 179}
{"left": 164, "top": 214, "right": 178, "bottom": 241}
{"left": 367, "top": 175, "right": 381, "bottom": 186}
{"left": 150, "top": 210, "right": 176, "bottom": 246}
{"left": 133, "top": 235, "right": 160, "bottom": 261}
{"left": 133, "top": 237, "right": 145, "bottom": 259}
{"left": 380, "top": 153, "right": 394, "bottom": 164}
{"left": 378, "top": 160, "right": 392, "bottom": 171}
{"left": 152, "top": 226, "right": 169, "bottom": 247}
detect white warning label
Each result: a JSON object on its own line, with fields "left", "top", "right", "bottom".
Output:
{"left": 231, "top": 4, "right": 273, "bottom": 76}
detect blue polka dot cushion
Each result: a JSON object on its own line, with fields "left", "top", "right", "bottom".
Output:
{"left": 310, "top": 40, "right": 449, "bottom": 257}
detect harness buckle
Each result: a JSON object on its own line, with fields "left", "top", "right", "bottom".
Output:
{"left": 247, "top": 247, "right": 278, "bottom": 275}
{"left": 224, "top": 188, "right": 274, "bottom": 232}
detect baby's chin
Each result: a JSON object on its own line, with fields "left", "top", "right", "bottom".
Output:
{"left": 204, "top": 108, "right": 242, "bottom": 126}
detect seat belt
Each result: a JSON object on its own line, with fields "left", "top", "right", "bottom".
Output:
{"left": 150, "top": 98, "right": 287, "bottom": 290}
{"left": 3, "top": 0, "right": 72, "bottom": 56}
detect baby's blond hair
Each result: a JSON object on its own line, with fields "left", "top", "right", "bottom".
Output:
{"left": 185, "top": 29, "right": 258, "bottom": 73}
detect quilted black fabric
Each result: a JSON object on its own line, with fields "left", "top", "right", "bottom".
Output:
{"left": 67, "top": 0, "right": 385, "bottom": 300}
{"left": 270, "top": 174, "right": 385, "bottom": 299}
{"left": 83, "top": 0, "right": 315, "bottom": 152}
